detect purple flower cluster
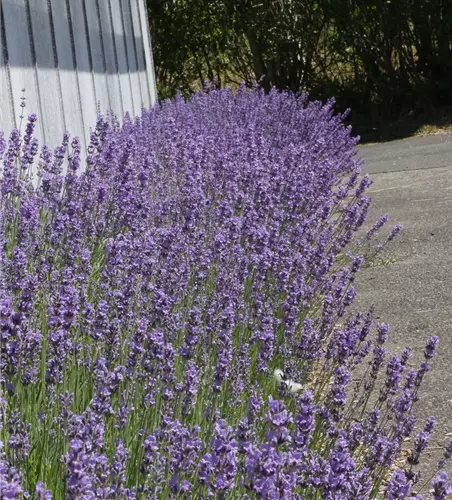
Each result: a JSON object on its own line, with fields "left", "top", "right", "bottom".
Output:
{"left": 0, "top": 86, "right": 449, "bottom": 497}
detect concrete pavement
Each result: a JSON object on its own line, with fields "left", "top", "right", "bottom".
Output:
{"left": 360, "top": 133, "right": 452, "bottom": 174}
{"left": 356, "top": 133, "right": 452, "bottom": 488}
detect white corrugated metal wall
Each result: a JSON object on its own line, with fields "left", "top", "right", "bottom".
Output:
{"left": 0, "top": 0, "right": 157, "bottom": 155}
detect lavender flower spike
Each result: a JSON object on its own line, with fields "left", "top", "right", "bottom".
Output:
{"left": 432, "top": 471, "right": 452, "bottom": 500}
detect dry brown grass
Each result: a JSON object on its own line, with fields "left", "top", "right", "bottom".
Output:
{"left": 356, "top": 106, "right": 452, "bottom": 144}
{"left": 415, "top": 123, "right": 452, "bottom": 137}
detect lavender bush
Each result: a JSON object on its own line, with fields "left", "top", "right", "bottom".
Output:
{"left": 0, "top": 86, "right": 451, "bottom": 498}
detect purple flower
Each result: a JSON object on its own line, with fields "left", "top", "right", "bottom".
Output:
{"left": 444, "top": 438, "right": 452, "bottom": 460}
{"left": 365, "top": 434, "right": 399, "bottom": 468}
{"left": 432, "top": 471, "right": 452, "bottom": 500}
{"left": 7, "top": 410, "right": 30, "bottom": 464}
{"left": 387, "top": 224, "right": 402, "bottom": 241}
{"left": 293, "top": 390, "right": 316, "bottom": 450}
{"left": 243, "top": 441, "right": 300, "bottom": 498}
{"left": 266, "top": 397, "right": 293, "bottom": 428}
{"left": 376, "top": 322, "right": 390, "bottom": 344}
{"left": 409, "top": 416, "right": 436, "bottom": 465}
{"left": 63, "top": 439, "right": 94, "bottom": 499}
{"left": 401, "top": 347, "right": 412, "bottom": 366}
{"left": 424, "top": 335, "right": 439, "bottom": 359}
{"left": 385, "top": 355, "right": 404, "bottom": 394}
{"left": 366, "top": 214, "right": 389, "bottom": 239}
{"left": 0, "top": 84, "right": 443, "bottom": 496}
{"left": 370, "top": 346, "right": 387, "bottom": 379}
{"left": 0, "top": 450, "right": 24, "bottom": 498}
{"left": 327, "top": 366, "right": 350, "bottom": 422}
{"left": 324, "top": 438, "right": 357, "bottom": 497}
{"left": 385, "top": 469, "right": 412, "bottom": 499}
{"left": 182, "top": 360, "right": 200, "bottom": 414}
{"left": 35, "top": 481, "right": 52, "bottom": 499}
{"left": 199, "top": 419, "right": 238, "bottom": 494}
{"left": 111, "top": 440, "right": 135, "bottom": 498}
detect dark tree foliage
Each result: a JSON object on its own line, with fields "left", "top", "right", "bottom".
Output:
{"left": 147, "top": 0, "right": 452, "bottom": 121}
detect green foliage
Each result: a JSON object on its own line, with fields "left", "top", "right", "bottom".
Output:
{"left": 147, "top": 0, "right": 452, "bottom": 122}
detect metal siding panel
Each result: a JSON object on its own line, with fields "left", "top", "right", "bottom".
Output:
{"left": 29, "top": 0, "right": 65, "bottom": 146}
{"left": 138, "top": 0, "right": 157, "bottom": 105}
{"left": 49, "top": 0, "right": 85, "bottom": 150}
{"left": 97, "top": 0, "right": 123, "bottom": 120}
{"left": 1, "top": 0, "right": 156, "bottom": 163}
{"left": 2, "top": 0, "right": 45, "bottom": 142}
{"left": 121, "top": 0, "right": 142, "bottom": 110}
{"left": 84, "top": 0, "right": 110, "bottom": 114}
{"left": 130, "top": 0, "right": 150, "bottom": 109}
{"left": 143, "top": 0, "right": 157, "bottom": 105}
{"left": 109, "top": 0, "right": 134, "bottom": 116}
{"left": 68, "top": 0, "right": 97, "bottom": 143}
{"left": 0, "top": 11, "right": 15, "bottom": 135}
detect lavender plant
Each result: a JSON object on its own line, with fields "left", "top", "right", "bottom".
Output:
{"left": 0, "top": 86, "right": 450, "bottom": 498}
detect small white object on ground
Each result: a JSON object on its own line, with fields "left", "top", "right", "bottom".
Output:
{"left": 273, "top": 368, "right": 303, "bottom": 394}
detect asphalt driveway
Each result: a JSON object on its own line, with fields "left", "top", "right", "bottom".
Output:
{"left": 356, "top": 133, "right": 452, "bottom": 489}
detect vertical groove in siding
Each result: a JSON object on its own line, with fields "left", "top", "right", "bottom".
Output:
{"left": 64, "top": 0, "right": 87, "bottom": 152}
{"left": 29, "top": 0, "right": 65, "bottom": 146}
{"left": 46, "top": 0, "right": 67, "bottom": 133}
{"left": 25, "top": 0, "right": 46, "bottom": 142}
{"left": 81, "top": 0, "right": 99, "bottom": 113}
{"left": 107, "top": 0, "right": 125, "bottom": 119}
{"left": 135, "top": 0, "right": 151, "bottom": 106}
{"left": 94, "top": 0, "right": 112, "bottom": 113}
{"left": 129, "top": 0, "right": 149, "bottom": 109}
{"left": 126, "top": 0, "right": 144, "bottom": 109}
{"left": 0, "top": 5, "right": 16, "bottom": 129}
{"left": 119, "top": 0, "right": 136, "bottom": 115}
{"left": 97, "top": 0, "right": 123, "bottom": 120}
{"left": 143, "top": 0, "right": 157, "bottom": 104}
